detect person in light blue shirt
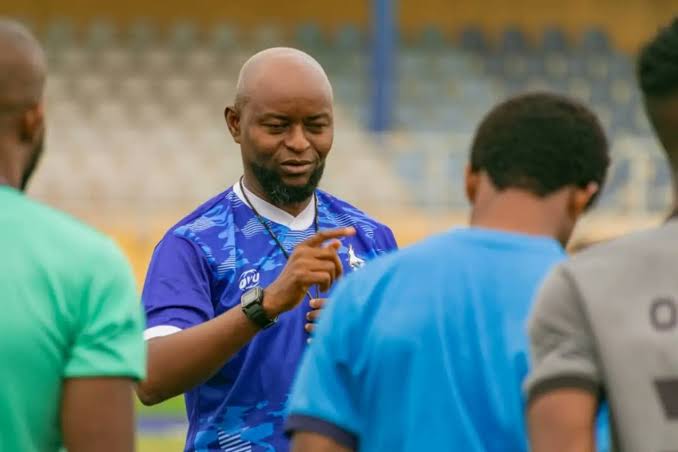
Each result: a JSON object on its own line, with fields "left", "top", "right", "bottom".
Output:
{"left": 286, "top": 93, "right": 611, "bottom": 452}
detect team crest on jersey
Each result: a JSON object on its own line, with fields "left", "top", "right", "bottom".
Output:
{"left": 238, "top": 269, "right": 260, "bottom": 291}
{"left": 348, "top": 245, "right": 366, "bottom": 271}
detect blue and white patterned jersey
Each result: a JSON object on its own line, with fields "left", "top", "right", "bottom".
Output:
{"left": 142, "top": 183, "right": 397, "bottom": 451}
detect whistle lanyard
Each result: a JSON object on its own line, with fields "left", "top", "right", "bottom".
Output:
{"left": 239, "top": 177, "right": 320, "bottom": 301}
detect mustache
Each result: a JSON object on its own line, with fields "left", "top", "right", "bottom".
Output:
{"left": 250, "top": 160, "right": 325, "bottom": 206}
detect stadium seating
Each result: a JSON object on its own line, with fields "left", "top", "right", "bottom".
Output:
{"left": 28, "top": 20, "right": 669, "bottom": 222}
{"left": 19, "top": 18, "right": 669, "bottom": 282}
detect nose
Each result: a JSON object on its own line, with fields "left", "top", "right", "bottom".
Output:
{"left": 284, "top": 124, "right": 311, "bottom": 153}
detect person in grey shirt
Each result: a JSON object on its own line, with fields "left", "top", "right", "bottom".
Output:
{"left": 525, "top": 18, "right": 678, "bottom": 452}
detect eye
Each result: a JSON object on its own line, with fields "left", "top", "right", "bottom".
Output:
{"left": 306, "top": 123, "right": 328, "bottom": 133}
{"left": 264, "top": 123, "right": 287, "bottom": 133}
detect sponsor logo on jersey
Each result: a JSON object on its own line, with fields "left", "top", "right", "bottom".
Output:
{"left": 239, "top": 269, "right": 260, "bottom": 291}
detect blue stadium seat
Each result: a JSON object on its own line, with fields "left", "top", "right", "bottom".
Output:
{"left": 580, "top": 27, "right": 611, "bottom": 53}
{"left": 589, "top": 78, "right": 613, "bottom": 105}
{"left": 459, "top": 26, "right": 488, "bottom": 53}
{"left": 585, "top": 56, "right": 611, "bottom": 80}
{"left": 126, "top": 20, "right": 157, "bottom": 52}
{"left": 653, "top": 155, "right": 672, "bottom": 187}
{"left": 85, "top": 19, "right": 117, "bottom": 52}
{"left": 567, "top": 77, "right": 592, "bottom": 103}
{"left": 501, "top": 79, "right": 528, "bottom": 96}
{"left": 597, "top": 157, "right": 631, "bottom": 208}
{"left": 438, "top": 78, "right": 459, "bottom": 100}
{"left": 522, "top": 54, "right": 551, "bottom": 78}
{"left": 610, "top": 79, "right": 635, "bottom": 108}
{"left": 417, "top": 25, "right": 446, "bottom": 49}
{"left": 44, "top": 17, "right": 75, "bottom": 51}
{"left": 435, "top": 52, "right": 473, "bottom": 76}
{"left": 398, "top": 52, "right": 427, "bottom": 74}
{"left": 457, "top": 79, "right": 493, "bottom": 102}
{"left": 565, "top": 55, "right": 587, "bottom": 78}
{"left": 607, "top": 54, "right": 634, "bottom": 79}
{"left": 326, "top": 53, "right": 364, "bottom": 77}
{"left": 394, "top": 106, "right": 420, "bottom": 129}
{"left": 543, "top": 53, "right": 568, "bottom": 76}
{"left": 611, "top": 105, "right": 637, "bottom": 133}
{"left": 649, "top": 154, "right": 672, "bottom": 212}
{"left": 541, "top": 27, "right": 569, "bottom": 54}
{"left": 500, "top": 26, "right": 529, "bottom": 53}
{"left": 440, "top": 108, "right": 476, "bottom": 132}
{"left": 334, "top": 24, "right": 364, "bottom": 52}
{"left": 210, "top": 23, "right": 237, "bottom": 53}
{"left": 634, "top": 105, "right": 652, "bottom": 135}
{"left": 417, "top": 81, "right": 443, "bottom": 102}
{"left": 395, "top": 152, "right": 426, "bottom": 189}
{"left": 169, "top": 21, "right": 199, "bottom": 53}
{"left": 445, "top": 152, "right": 468, "bottom": 206}
{"left": 332, "top": 74, "right": 364, "bottom": 104}
{"left": 524, "top": 76, "right": 554, "bottom": 93}
{"left": 502, "top": 54, "right": 530, "bottom": 80}
{"left": 295, "top": 23, "right": 326, "bottom": 50}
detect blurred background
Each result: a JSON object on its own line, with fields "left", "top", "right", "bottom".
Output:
{"left": 2, "top": 0, "right": 678, "bottom": 449}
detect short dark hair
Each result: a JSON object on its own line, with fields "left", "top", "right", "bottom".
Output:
{"left": 470, "top": 92, "right": 609, "bottom": 203}
{"left": 638, "top": 18, "right": 678, "bottom": 99}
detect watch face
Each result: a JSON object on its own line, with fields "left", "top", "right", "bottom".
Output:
{"left": 243, "top": 287, "right": 260, "bottom": 306}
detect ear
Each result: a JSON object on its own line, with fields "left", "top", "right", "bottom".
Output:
{"left": 569, "top": 182, "right": 599, "bottom": 219}
{"left": 225, "top": 106, "right": 242, "bottom": 144}
{"left": 19, "top": 103, "right": 45, "bottom": 143}
{"left": 465, "top": 164, "right": 479, "bottom": 205}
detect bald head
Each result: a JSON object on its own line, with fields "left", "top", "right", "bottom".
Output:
{"left": 234, "top": 47, "right": 332, "bottom": 110}
{"left": 0, "top": 19, "right": 46, "bottom": 112}
{"left": 225, "top": 48, "right": 335, "bottom": 211}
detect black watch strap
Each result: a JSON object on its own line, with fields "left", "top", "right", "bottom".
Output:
{"left": 241, "top": 287, "right": 277, "bottom": 329}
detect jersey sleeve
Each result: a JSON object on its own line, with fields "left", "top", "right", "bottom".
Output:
{"left": 141, "top": 232, "right": 214, "bottom": 335}
{"left": 524, "top": 265, "right": 602, "bottom": 404}
{"left": 378, "top": 225, "right": 398, "bottom": 253}
{"left": 285, "top": 274, "right": 366, "bottom": 449}
{"left": 64, "top": 241, "right": 146, "bottom": 380}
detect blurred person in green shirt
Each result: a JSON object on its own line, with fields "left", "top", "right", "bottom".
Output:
{"left": 0, "top": 19, "right": 145, "bottom": 452}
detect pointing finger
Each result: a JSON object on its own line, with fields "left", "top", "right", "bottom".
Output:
{"left": 303, "top": 227, "right": 356, "bottom": 248}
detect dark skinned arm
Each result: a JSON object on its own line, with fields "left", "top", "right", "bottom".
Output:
{"left": 528, "top": 388, "right": 597, "bottom": 452}
{"left": 292, "top": 432, "right": 353, "bottom": 452}
{"left": 136, "top": 227, "right": 354, "bottom": 406}
{"left": 61, "top": 377, "right": 138, "bottom": 452}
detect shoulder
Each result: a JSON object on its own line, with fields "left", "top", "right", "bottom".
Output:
{"left": 336, "top": 232, "right": 453, "bottom": 300}
{"left": 17, "top": 194, "right": 127, "bottom": 268}
{"left": 563, "top": 222, "right": 677, "bottom": 278}
{"left": 168, "top": 188, "right": 236, "bottom": 238}
{"left": 148, "top": 188, "right": 241, "bottom": 280}
{"left": 152, "top": 188, "right": 240, "bottom": 256}
{"left": 317, "top": 190, "right": 395, "bottom": 241}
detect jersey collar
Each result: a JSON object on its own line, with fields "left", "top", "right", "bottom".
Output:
{"left": 233, "top": 180, "right": 316, "bottom": 231}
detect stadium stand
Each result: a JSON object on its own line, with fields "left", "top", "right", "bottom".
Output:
{"left": 19, "top": 20, "right": 670, "bottom": 281}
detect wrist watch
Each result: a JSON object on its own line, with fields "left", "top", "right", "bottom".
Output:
{"left": 241, "top": 287, "right": 277, "bottom": 329}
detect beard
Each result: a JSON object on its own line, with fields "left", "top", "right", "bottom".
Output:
{"left": 250, "top": 160, "right": 325, "bottom": 206}
{"left": 20, "top": 130, "right": 45, "bottom": 191}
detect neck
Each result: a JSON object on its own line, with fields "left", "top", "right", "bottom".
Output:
{"left": 0, "top": 139, "right": 22, "bottom": 190}
{"left": 241, "top": 175, "right": 312, "bottom": 217}
{"left": 470, "top": 191, "right": 564, "bottom": 242}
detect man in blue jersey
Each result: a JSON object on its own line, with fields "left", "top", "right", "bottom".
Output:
{"left": 137, "top": 47, "right": 397, "bottom": 451}
{"left": 286, "top": 93, "right": 610, "bottom": 452}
